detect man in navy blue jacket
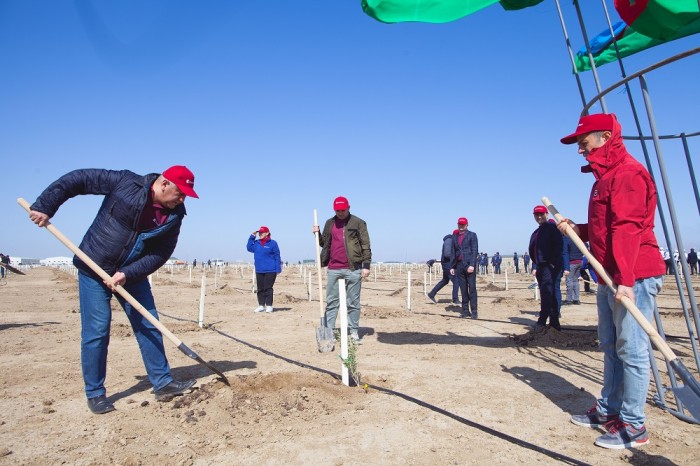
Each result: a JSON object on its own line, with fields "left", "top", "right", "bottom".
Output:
{"left": 450, "top": 217, "right": 479, "bottom": 319}
{"left": 529, "top": 205, "right": 563, "bottom": 331}
{"left": 29, "top": 166, "right": 199, "bottom": 414}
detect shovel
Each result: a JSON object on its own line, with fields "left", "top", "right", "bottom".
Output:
{"left": 542, "top": 196, "right": 700, "bottom": 419}
{"left": 313, "top": 209, "right": 335, "bottom": 353}
{"left": 0, "top": 262, "right": 26, "bottom": 275}
{"left": 18, "top": 198, "right": 230, "bottom": 386}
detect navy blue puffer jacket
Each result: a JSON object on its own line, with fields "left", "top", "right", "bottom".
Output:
{"left": 31, "top": 169, "right": 185, "bottom": 282}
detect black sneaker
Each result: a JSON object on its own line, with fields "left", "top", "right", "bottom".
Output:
{"left": 562, "top": 301, "right": 573, "bottom": 306}
{"left": 573, "top": 300, "right": 581, "bottom": 305}
{"left": 594, "top": 420, "right": 649, "bottom": 449}
{"left": 154, "top": 378, "right": 196, "bottom": 401}
{"left": 460, "top": 312, "right": 472, "bottom": 319}
{"left": 571, "top": 406, "right": 619, "bottom": 428}
{"left": 427, "top": 294, "right": 437, "bottom": 304}
{"left": 87, "top": 395, "right": 115, "bottom": 414}
{"left": 471, "top": 312, "right": 478, "bottom": 320}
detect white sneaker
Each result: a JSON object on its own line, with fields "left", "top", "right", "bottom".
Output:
{"left": 265, "top": 306, "right": 273, "bottom": 313}
{"left": 254, "top": 305, "right": 265, "bottom": 313}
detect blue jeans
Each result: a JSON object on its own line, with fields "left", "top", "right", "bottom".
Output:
{"left": 428, "top": 264, "right": 459, "bottom": 302}
{"left": 325, "top": 268, "right": 362, "bottom": 331}
{"left": 566, "top": 262, "right": 582, "bottom": 302}
{"left": 596, "top": 276, "right": 663, "bottom": 428}
{"left": 79, "top": 272, "right": 173, "bottom": 398}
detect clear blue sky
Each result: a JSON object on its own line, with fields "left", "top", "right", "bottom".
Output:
{"left": 1, "top": 1, "right": 698, "bottom": 263}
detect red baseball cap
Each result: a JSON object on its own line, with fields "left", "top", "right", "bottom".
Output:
{"left": 457, "top": 217, "right": 468, "bottom": 225}
{"left": 162, "top": 165, "right": 199, "bottom": 198}
{"left": 453, "top": 229, "right": 459, "bottom": 235}
{"left": 258, "top": 226, "right": 269, "bottom": 233}
{"left": 333, "top": 196, "right": 350, "bottom": 211}
{"left": 560, "top": 113, "right": 614, "bottom": 145}
{"left": 533, "top": 205, "right": 548, "bottom": 214}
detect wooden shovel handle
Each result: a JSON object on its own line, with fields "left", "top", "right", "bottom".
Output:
{"left": 17, "top": 198, "right": 185, "bottom": 348}
{"left": 541, "top": 196, "right": 677, "bottom": 363}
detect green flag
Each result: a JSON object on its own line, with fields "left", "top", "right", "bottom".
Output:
{"left": 362, "top": 0, "right": 500, "bottom": 24}
{"left": 575, "top": 17, "right": 700, "bottom": 72}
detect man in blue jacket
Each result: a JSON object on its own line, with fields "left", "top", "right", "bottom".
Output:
{"left": 427, "top": 230, "right": 460, "bottom": 304}
{"left": 529, "top": 205, "right": 563, "bottom": 331}
{"left": 450, "top": 217, "right": 479, "bottom": 319}
{"left": 29, "top": 166, "right": 199, "bottom": 414}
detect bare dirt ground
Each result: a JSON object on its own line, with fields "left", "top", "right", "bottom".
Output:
{"left": 1, "top": 265, "right": 699, "bottom": 465}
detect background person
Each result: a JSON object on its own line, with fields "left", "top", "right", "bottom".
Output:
{"left": 563, "top": 236, "right": 583, "bottom": 305}
{"left": 247, "top": 226, "right": 282, "bottom": 313}
{"left": 687, "top": 248, "right": 698, "bottom": 275}
{"left": 559, "top": 113, "right": 665, "bottom": 449}
{"left": 528, "top": 206, "right": 563, "bottom": 331}
{"left": 314, "top": 196, "right": 371, "bottom": 344}
{"left": 449, "top": 217, "right": 479, "bottom": 319}
{"left": 427, "top": 230, "right": 460, "bottom": 304}
{"left": 28, "top": 166, "right": 199, "bottom": 414}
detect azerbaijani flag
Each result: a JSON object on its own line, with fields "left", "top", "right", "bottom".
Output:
{"left": 575, "top": 15, "right": 700, "bottom": 72}
{"left": 615, "top": 0, "right": 700, "bottom": 40}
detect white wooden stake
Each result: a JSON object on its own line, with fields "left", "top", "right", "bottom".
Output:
{"left": 407, "top": 270, "right": 412, "bottom": 311}
{"left": 505, "top": 269, "right": 509, "bottom": 291}
{"left": 339, "top": 279, "right": 349, "bottom": 386}
{"left": 198, "top": 273, "right": 206, "bottom": 328}
{"left": 189, "top": 265, "right": 192, "bottom": 284}
{"left": 308, "top": 270, "right": 312, "bottom": 301}
{"left": 423, "top": 271, "right": 427, "bottom": 296}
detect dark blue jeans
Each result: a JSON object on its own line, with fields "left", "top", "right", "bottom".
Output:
{"left": 455, "top": 262, "right": 477, "bottom": 314}
{"left": 428, "top": 264, "right": 459, "bottom": 302}
{"left": 536, "top": 265, "right": 561, "bottom": 325}
{"left": 78, "top": 272, "right": 173, "bottom": 399}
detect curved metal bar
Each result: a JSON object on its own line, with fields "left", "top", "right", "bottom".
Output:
{"left": 581, "top": 47, "right": 700, "bottom": 116}
{"left": 624, "top": 131, "right": 700, "bottom": 140}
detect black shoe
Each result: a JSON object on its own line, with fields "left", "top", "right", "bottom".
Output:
{"left": 562, "top": 301, "right": 572, "bottom": 306}
{"left": 471, "top": 312, "right": 478, "bottom": 320}
{"left": 549, "top": 321, "right": 562, "bottom": 331}
{"left": 460, "top": 312, "right": 472, "bottom": 319}
{"left": 452, "top": 300, "right": 461, "bottom": 305}
{"left": 573, "top": 300, "right": 580, "bottom": 305}
{"left": 427, "top": 294, "right": 437, "bottom": 304}
{"left": 87, "top": 395, "right": 115, "bottom": 414}
{"left": 154, "top": 378, "right": 196, "bottom": 401}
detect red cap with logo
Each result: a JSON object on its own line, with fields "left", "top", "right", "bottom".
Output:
{"left": 533, "top": 205, "right": 548, "bottom": 214}
{"left": 457, "top": 217, "right": 468, "bottom": 225}
{"left": 560, "top": 113, "right": 614, "bottom": 145}
{"left": 162, "top": 165, "right": 199, "bottom": 198}
{"left": 453, "top": 229, "right": 459, "bottom": 235}
{"left": 333, "top": 196, "right": 350, "bottom": 211}
{"left": 258, "top": 226, "right": 269, "bottom": 233}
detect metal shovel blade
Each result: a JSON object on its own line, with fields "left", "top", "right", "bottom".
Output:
{"left": 316, "top": 319, "right": 335, "bottom": 353}
{"left": 672, "top": 385, "right": 700, "bottom": 420}
{"left": 177, "top": 342, "right": 230, "bottom": 386}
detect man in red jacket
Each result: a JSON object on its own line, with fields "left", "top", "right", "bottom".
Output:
{"left": 557, "top": 113, "right": 665, "bottom": 450}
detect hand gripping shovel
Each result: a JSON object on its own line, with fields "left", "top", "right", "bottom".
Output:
{"left": 18, "top": 198, "right": 230, "bottom": 386}
{"left": 542, "top": 196, "right": 700, "bottom": 419}
{"left": 313, "top": 209, "right": 335, "bottom": 353}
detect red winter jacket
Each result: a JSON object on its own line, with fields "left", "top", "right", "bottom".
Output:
{"left": 577, "top": 114, "right": 665, "bottom": 287}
